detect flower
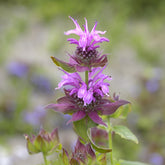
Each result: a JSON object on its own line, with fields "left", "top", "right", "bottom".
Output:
{"left": 149, "top": 153, "right": 164, "bottom": 165}
{"left": 51, "top": 17, "right": 109, "bottom": 72}
{"left": 45, "top": 89, "right": 129, "bottom": 126}
{"left": 30, "top": 74, "right": 53, "bottom": 94}
{"left": 23, "top": 106, "right": 46, "bottom": 126}
{"left": 7, "top": 61, "right": 29, "bottom": 78}
{"left": 65, "top": 16, "right": 109, "bottom": 51}
{"left": 24, "top": 128, "right": 60, "bottom": 155}
{"left": 70, "top": 138, "right": 96, "bottom": 164}
{"left": 56, "top": 66, "right": 111, "bottom": 106}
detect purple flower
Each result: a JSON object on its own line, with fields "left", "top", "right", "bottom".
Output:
{"left": 45, "top": 89, "right": 129, "bottom": 126}
{"left": 7, "top": 61, "right": 29, "bottom": 78}
{"left": 51, "top": 17, "right": 109, "bottom": 72}
{"left": 23, "top": 106, "right": 46, "bottom": 126}
{"left": 31, "top": 75, "right": 53, "bottom": 94}
{"left": 145, "top": 78, "right": 159, "bottom": 93}
{"left": 65, "top": 16, "right": 109, "bottom": 51}
{"left": 56, "top": 66, "right": 111, "bottom": 106}
{"left": 149, "top": 153, "right": 164, "bottom": 165}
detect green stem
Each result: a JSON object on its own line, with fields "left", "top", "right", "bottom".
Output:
{"left": 108, "top": 117, "right": 113, "bottom": 165}
{"left": 43, "top": 153, "right": 48, "bottom": 165}
{"left": 85, "top": 71, "right": 89, "bottom": 87}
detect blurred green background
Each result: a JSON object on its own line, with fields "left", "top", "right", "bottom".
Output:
{"left": 0, "top": 0, "right": 165, "bottom": 165}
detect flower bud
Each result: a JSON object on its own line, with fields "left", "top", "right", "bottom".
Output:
{"left": 24, "top": 128, "right": 60, "bottom": 155}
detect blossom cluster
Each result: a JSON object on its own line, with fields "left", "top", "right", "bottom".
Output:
{"left": 46, "top": 17, "right": 129, "bottom": 126}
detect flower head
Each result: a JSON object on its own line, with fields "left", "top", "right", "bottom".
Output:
{"left": 56, "top": 66, "right": 111, "bottom": 106}
{"left": 55, "top": 16, "right": 109, "bottom": 72}
{"left": 65, "top": 16, "right": 109, "bottom": 51}
{"left": 7, "top": 61, "right": 29, "bottom": 78}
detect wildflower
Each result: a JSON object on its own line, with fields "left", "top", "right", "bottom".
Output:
{"left": 149, "top": 153, "right": 164, "bottom": 165}
{"left": 51, "top": 17, "right": 109, "bottom": 72}
{"left": 65, "top": 16, "right": 109, "bottom": 51}
{"left": 24, "top": 128, "right": 60, "bottom": 155}
{"left": 56, "top": 66, "right": 111, "bottom": 106}
{"left": 46, "top": 89, "right": 129, "bottom": 126}
{"left": 23, "top": 106, "right": 46, "bottom": 126}
{"left": 7, "top": 61, "right": 29, "bottom": 78}
{"left": 31, "top": 74, "right": 53, "bottom": 94}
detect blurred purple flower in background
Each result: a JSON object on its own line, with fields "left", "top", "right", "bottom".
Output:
{"left": 149, "top": 153, "right": 164, "bottom": 165}
{"left": 23, "top": 106, "right": 46, "bottom": 126}
{"left": 7, "top": 61, "right": 29, "bottom": 78}
{"left": 145, "top": 67, "right": 163, "bottom": 93}
{"left": 30, "top": 75, "right": 53, "bottom": 94}
{"left": 145, "top": 78, "right": 159, "bottom": 93}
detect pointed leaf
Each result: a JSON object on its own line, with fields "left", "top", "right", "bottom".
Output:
{"left": 119, "top": 160, "right": 150, "bottom": 165}
{"left": 110, "top": 104, "right": 131, "bottom": 119}
{"left": 112, "top": 125, "right": 138, "bottom": 144}
{"left": 62, "top": 148, "right": 69, "bottom": 165}
{"left": 97, "top": 154, "right": 107, "bottom": 165}
{"left": 51, "top": 56, "right": 76, "bottom": 73}
{"left": 73, "top": 117, "right": 98, "bottom": 143}
{"left": 87, "top": 129, "right": 112, "bottom": 153}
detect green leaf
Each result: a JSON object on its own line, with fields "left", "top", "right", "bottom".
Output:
{"left": 51, "top": 56, "right": 76, "bottom": 73}
{"left": 73, "top": 117, "right": 98, "bottom": 143}
{"left": 119, "top": 160, "right": 150, "bottom": 165}
{"left": 62, "top": 148, "right": 69, "bottom": 165}
{"left": 112, "top": 125, "right": 138, "bottom": 144}
{"left": 97, "top": 154, "right": 107, "bottom": 165}
{"left": 87, "top": 129, "right": 112, "bottom": 153}
{"left": 110, "top": 104, "right": 131, "bottom": 119}
{"left": 119, "top": 104, "right": 131, "bottom": 119}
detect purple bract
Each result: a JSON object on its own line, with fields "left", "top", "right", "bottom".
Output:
{"left": 45, "top": 89, "right": 129, "bottom": 126}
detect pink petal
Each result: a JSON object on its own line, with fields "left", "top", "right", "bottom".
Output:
{"left": 78, "top": 83, "right": 87, "bottom": 98}
{"left": 83, "top": 89, "right": 93, "bottom": 105}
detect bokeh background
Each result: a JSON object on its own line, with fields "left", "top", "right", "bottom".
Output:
{"left": 0, "top": 0, "right": 165, "bottom": 165}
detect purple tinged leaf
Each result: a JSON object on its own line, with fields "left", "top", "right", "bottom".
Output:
{"left": 100, "top": 100, "right": 130, "bottom": 115}
{"left": 88, "top": 111, "right": 107, "bottom": 126}
{"left": 67, "top": 111, "right": 86, "bottom": 124}
{"left": 86, "top": 144, "right": 96, "bottom": 159}
{"left": 45, "top": 103, "right": 76, "bottom": 113}
{"left": 75, "top": 138, "right": 86, "bottom": 153}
